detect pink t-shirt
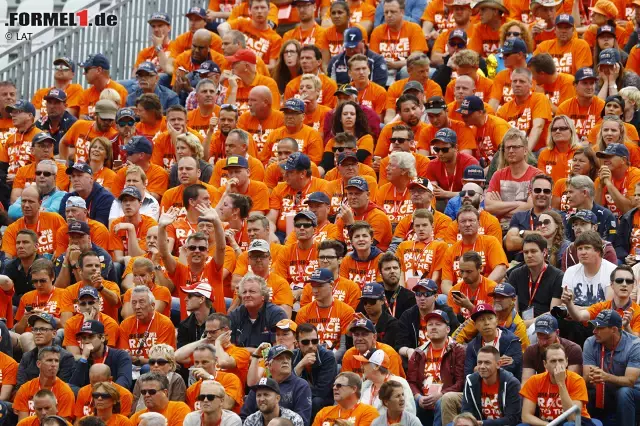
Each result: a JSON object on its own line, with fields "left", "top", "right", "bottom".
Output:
{"left": 426, "top": 152, "right": 479, "bottom": 192}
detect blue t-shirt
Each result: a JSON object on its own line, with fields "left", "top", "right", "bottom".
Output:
{"left": 583, "top": 331, "right": 640, "bottom": 390}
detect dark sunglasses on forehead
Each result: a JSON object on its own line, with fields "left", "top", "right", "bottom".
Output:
{"left": 533, "top": 188, "right": 552, "bottom": 194}
{"left": 35, "top": 171, "right": 54, "bottom": 177}
{"left": 614, "top": 278, "right": 634, "bottom": 285}
{"left": 460, "top": 189, "right": 477, "bottom": 197}
{"left": 432, "top": 147, "right": 450, "bottom": 153}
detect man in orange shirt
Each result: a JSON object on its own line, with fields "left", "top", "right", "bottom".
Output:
{"left": 458, "top": 95, "right": 510, "bottom": 167}
{"left": 213, "top": 155, "right": 269, "bottom": 215}
{"left": 16, "top": 390, "right": 60, "bottom": 426}
{"left": 497, "top": 68, "right": 553, "bottom": 152}
{"left": 237, "top": 86, "right": 284, "bottom": 155}
{"left": 348, "top": 54, "right": 387, "bottom": 118}
{"left": 417, "top": 96, "right": 476, "bottom": 156}
{"left": 32, "top": 57, "right": 83, "bottom": 120}
{"left": 557, "top": 67, "right": 605, "bottom": 142}
{"left": 112, "top": 136, "right": 168, "bottom": 200}
{"left": 283, "top": 0, "right": 328, "bottom": 51}
{"left": 207, "top": 104, "right": 239, "bottom": 162}
{"left": 595, "top": 143, "right": 640, "bottom": 218}
{"left": 0, "top": 100, "right": 40, "bottom": 178}
{"left": 446, "top": 250, "right": 497, "bottom": 321}
{"left": 168, "top": 7, "right": 222, "bottom": 60}
{"left": 443, "top": 182, "right": 502, "bottom": 243}
{"left": 375, "top": 93, "right": 428, "bottom": 164}
{"left": 444, "top": 49, "right": 494, "bottom": 104}
{"left": 340, "top": 221, "right": 384, "bottom": 286}
{"left": 528, "top": 52, "right": 576, "bottom": 113}
{"left": 77, "top": 54, "right": 128, "bottom": 119}
{"left": 225, "top": 49, "right": 280, "bottom": 115}
{"left": 488, "top": 39, "right": 530, "bottom": 111}
{"left": 220, "top": 30, "right": 271, "bottom": 76}
{"left": 467, "top": 0, "right": 509, "bottom": 57}
{"left": 533, "top": 14, "right": 593, "bottom": 75}
{"left": 129, "top": 373, "right": 191, "bottom": 426}
{"left": 313, "top": 372, "right": 379, "bottom": 426}
{"left": 161, "top": 157, "right": 217, "bottom": 217}
{"left": 110, "top": 186, "right": 158, "bottom": 261}
{"left": 447, "top": 75, "right": 494, "bottom": 123}
{"left": 210, "top": 128, "right": 265, "bottom": 186}
{"left": 134, "top": 12, "right": 173, "bottom": 77}
{"left": 164, "top": 184, "right": 212, "bottom": 253}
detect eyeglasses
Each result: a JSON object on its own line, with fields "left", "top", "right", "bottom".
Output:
{"left": 332, "top": 146, "right": 349, "bottom": 153}
{"left": 533, "top": 188, "right": 552, "bottom": 194}
{"left": 448, "top": 41, "right": 466, "bottom": 48}
{"left": 140, "top": 389, "right": 162, "bottom": 396}
{"left": 614, "top": 278, "right": 635, "bottom": 285}
{"left": 390, "top": 137, "right": 409, "bottom": 144}
{"left": 78, "top": 300, "right": 96, "bottom": 307}
{"left": 221, "top": 103, "right": 238, "bottom": 111}
{"left": 249, "top": 254, "right": 270, "bottom": 261}
{"left": 538, "top": 219, "right": 553, "bottom": 226}
{"left": 188, "top": 245, "right": 208, "bottom": 252}
{"left": 35, "top": 171, "right": 54, "bottom": 177}
{"left": 459, "top": 190, "right": 477, "bottom": 197}
{"left": 294, "top": 223, "right": 314, "bottom": 229}
{"left": 505, "top": 31, "right": 522, "bottom": 37}
{"left": 148, "top": 358, "right": 170, "bottom": 366}
{"left": 118, "top": 120, "right": 136, "bottom": 127}
{"left": 414, "top": 291, "right": 436, "bottom": 298}
{"left": 197, "top": 394, "right": 224, "bottom": 401}
{"left": 32, "top": 327, "right": 54, "bottom": 333}
{"left": 54, "top": 65, "right": 71, "bottom": 71}
{"left": 284, "top": 50, "right": 298, "bottom": 56}
{"left": 504, "top": 145, "right": 524, "bottom": 151}
{"left": 300, "top": 338, "right": 319, "bottom": 345}
{"left": 432, "top": 147, "right": 450, "bottom": 153}
{"left": 551, "top": 126, "right": 570, "bottom": 133}
{"left": 91, "top": 392, "right": 112, "bottom": 400}
{"left": 203, "top": 328, "right": 222, "bottom": 337}
{"left": 319, "top": 255, "right": 338, "bottom": 260}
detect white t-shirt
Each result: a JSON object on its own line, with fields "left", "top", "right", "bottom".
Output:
{"left": 183, "top": 410, "right": 242, "bottom": 426}
{"left": 562, "top": 259, "right": 616, "bottom": 306}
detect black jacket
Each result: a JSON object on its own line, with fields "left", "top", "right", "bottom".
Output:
{"left": 396, "top": 304, "right": 460, "bottom": 351}
{"left": 464, "top": 327, "right": 523, "bottom": 381}
{"left": 229, "top": 301, "right": 287, "bottom": 348}
{"left": 17, "top": 346, "right": 76, "bottom": 391}
{"left": 69, "top": 346, "right": 133, "bottom": 390}
{"left": 291, "top": 345, "right": 337, "bottom": 401}
{"left": 36, "top": 111, "right": 77, "bottom": 155}
{"left": 327, "top": 48, "right": 388, "bottom": 87}
{"left": 461, "top": 369, "right": 522, "bottom": 425}
{"left": 177, "top": 308, "right": 216, "bottom": 348}
{"left": 431, "top": 54, "right": 488, "bottom": 94}
{"left": 615, "top": 206, "right": 639, "bottom": 261}
{"left": 58, "top": 182, "right": 115, "bottom": 228}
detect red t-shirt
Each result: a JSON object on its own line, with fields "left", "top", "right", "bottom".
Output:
{"left": 426, "top": 153, "right": 479, "bottom": 193}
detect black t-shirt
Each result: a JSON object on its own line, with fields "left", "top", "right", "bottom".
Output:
{"left": 508, "top": 263, "right": 564, "bottom": 317}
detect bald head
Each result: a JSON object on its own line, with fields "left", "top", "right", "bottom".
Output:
{"left": 89, "top": 364, "right": 111, "bottom": 384}
{"left": 454, "top": 75, "right": 476, "bottom": 103}
{"left": 249, "top": 86, "right": 273, "bottom": 118}
{"left": 22, "top": 185, "right": 40, "bottom": 199}
{"left": 193, "top": 28, "right": 212, "bottom": 44}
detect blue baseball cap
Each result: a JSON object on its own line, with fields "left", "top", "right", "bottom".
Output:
{"left": 136, "top": 61, "right": 157, "bottom": 75}
{"left": 413, "top": 279, "right": 438, "bottom": 293}
{"left": 28, "top": 312, "right": 57, "bottom": 329}
{"left": 78, "top": 286, "right": 100, "bottom": 300}
{"left": 294, "top": 210, "right": 317, "bottom": 227}
{"left": 223, "top": 155, "right": 249, "bottom": 169}
{"left": 148, "top": 12, "right": 171, "bottom": 25}
{"left": 590, "top": 309, "right": 622, "bottom": 328}
{"left": 54, "top": 56, "right": 76, "bottom": 72}
{"left": 44, "top": 88, "right": 67, "bottom": 102}
{"left": 116, "top": 108, "right": 138, "bottom": 122}
{"left": 599, "top": 48, "right": 621, "bottom": 65}
{"left": 6, "top": 99, "right": 35, "bottom": 115}
{"left": 345, "top": 176, "right": 368, "bottom": 192}
{"left": 66, "top": 162, "right": 93, "bottom": 176}
{"left": 489, "top": 282, "right": 516, "bottom": 298}
{"left": 463, "top": 164, "right": 485, "bottom": 181}
{"left": 535, "top": 314, "right": 559, "bottom": 334}
{"left": 337, "top": 151, "right": 359, "bottom": 165}
{"left": 575, "top": 67, "right": 596, "bottom": 82}
{"left": 124, "top": 136, "right": 153, "bottom": 155}
{"left": 597, "top": 24, "right": 616, "bottom": 37}
{"left": 76, "top": 319, "right": 105, "bottom": 336}
{"left": 280, "top": 98, "right": 305, "bottom": 114}
{"left": 568, "top": 209, "right": 598, "bottom": 225}
{"left": 555, "top": 14, "right": 574, "bottom": 26}
{"left": 456, "top": 95, "right": 485, "bottom": 115}
{"left": 343, "top": 27, "right": 363, "bottom": 48}
{"left": 596, "top": 142, "right": 629, "bottom": 160}
{"left": 306, "top": 268, "right": 333, "bottom": 284}
{"left": 448, "top": 29, "right": 468, "bottom": 43}
{"left": 433, "top": 127, "right": 457, "bottom": 145}
{"left": 501, "top": 38, "right": 527, "bottom": 55}
{"left": 79, "top": 53, "right": 110, "bottom": 70}
{"left": 347, "top": 317, "right": 376, "bottom": 334}
{"left": 424, "top": 309, "right": 450, "bottom": 325}
{"left": 267, "top": 345, "right": 294, "bottom": 361}
{"left": 360, "top": 283, "right": 385, "bottom": 300}
{"left": 282, "top": 152, "right": 311, "bottom": 171}
{"left": 186, "top": 6, "right": 207, "bottom": 19}
{"left": 307, "top": 192, "right": 330, "bottom": 204}
{"left": 31, "top": 132, "right": 56, "bottom": 146}
{"left": 196, "top": 60, "right": 221, "bottom": 75}
{"left": 67, "top": 220, "right": 91, "bottom": 234}
{"left": 119, "top": 186, "right": 143, "bottom": 201}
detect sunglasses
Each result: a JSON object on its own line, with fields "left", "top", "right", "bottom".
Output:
{"left": 294, "top": 223, "right": 314, "bottom": 229}
{"left": 432, "top": 147, "right": 450, "bottom": 153}
{"left": 414, "top": 291, "right": 436, "bottom": 298}
{"left": 614, "top": 278, "right": 634, "bottom": 285}
{"left": 333, "top": 383, "right": 350, "bottom": 389}
{"left": 78, "top": 300, "right": 96, "bottom": 307}
{"left": 91, "top": 392, "right": 112, "bottom": 400}
{"left": 148, "top": 358, "right": 170, "bottom": 366}
{"left": 35, "top": 171, "right": 54, "bottom": 177}
{"left": 460, "top": 190, "right": 477, "bottom": 197}
{"left": 538, "top": 219, "right": 553, "bottom": 226}
{"left": 533, "top": 188, "right": 552, "bottom": 194}
{"left": 363, "top": 299, "right": 379, "bottom": 305}
{"left": 505, "top": 31, "right": 521, "bottom": 37}
{"left": 448, "top": 41, "right": 466, "bottom": 48}
{"left": 390, "top": 137, "right": 409, "bottom": 144}
{"left": 83, "top": 67, "right": 96, "bottom": 74}
{"left": 118, "top": 120, "right": 136, "bottom": 127}
{"left": 552, "top": 126, "right": 570, "bottom": 133}
{"left": 197, "top": 394, "right": 224, "bottom": 401}
{"left": 332, "top": 146, "right": 349, "bottom": 153}
{"left": 300, "top": 338, "right": 319, "bottom": 345}
{"left": 140, "top": 389, "right": 162, "bottom": 396}
{"left": 188, "top": 245, "right": 208, "bottom": 252}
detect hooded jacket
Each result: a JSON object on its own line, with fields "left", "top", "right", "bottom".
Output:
{"left": 461, "top": 369, "right": 522, "bottom": 426}
{"left": 614, "top": 206, "right": 640, "bottom": 261}
{"left": 464, "top": 327, "right": 523, "bottom": 381}
{"left": 407, "top": 339, "right": 465, "bottom": 396}
{"left": 348, "top": 245, "right": 383, "bottom": 262}
{"left": 396, "top": 304, "right": 460, "bottom": 351}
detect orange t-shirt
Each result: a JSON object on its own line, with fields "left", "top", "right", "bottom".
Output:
{"left": 212, "top": 182, "right": 270, "bottom": 215}
{"left": 94, "top": 167, "right": 116, "bottom": 193}
{"left": 168, "top": 260, "right": 226, "bottom": 317}
{"left": 470, "top": 113, "right": 511, "bottom": 164}
{"left": 335, "top": 207, "right": 393, "bottom": 252}
{"left": 284, "top": 74, "right": 339, "bottom": 108}
{"left": 165, "top": 217, "right": 199, "bottom": 254}
{"left": 0, "top": 116, "right": 15, "bottom": 145}
{"left": 0, "top": 351, "right": 18, "bottom": 388}
{"left": 2, "top": 212, "right": 66, "bottom": 257}
{"left": 394, "top": 209, "right": 452, "bottom": 242}
{"left": 444, "top": 75, "right": 494, "bottom": 104}
{"left": 135, "top": 43, "right": 171, "bottom": 71}
{"left": 369, "top": 22, "right": 428, "bottom": 62}
{"left": 417, "top": 119, "right": 477, "bottom": 154}
{"left": 304, "top": 104, "right": 333, "bottom": 135}
{"left": 356, "top": 81, "right": 387, "bottom": 116}
{"left": 129, "top": 401, "right": 191, "bottom": 426}
{"left": 583, "top": 23, "right": 631, "bottom": 49}
{"left": 232, "top": 242, "right": 285, "bottom": 276}
{"left": 237, "top": 110, "right": 284, "bottom": 156}
{"left": 272, "top": 243, "right": 320, "bottom": 289}
{"left": 556, "top": 96, "right": 605, "bottom": 141}
{"left": 135, "top": 117, "right": 166, "bottom": 142}
{"left": 13, "top": 160, "right": 69, "bottom": 191}
{"left": 539, "top": 72, "right": 576, "bottom": 108}
{"left": 117, "top": 311, "right": 176, "bottom": 358}
{"left": 122, "top": 285, "right": 172, "bottom": 318}
{"left": 62, "top": 119, "right": 118, "bottom": 163}
{"left": 538, "top": 146, "right": 577, "bottom": 184}
{"left": 186, "top": 105, "right": 222, "bottom": 139}
{"left": 587, "top": 299, "right": 640, "bottom": 333}
{"left": 520, "top": 371, "right": 591, "bottom": 421}
{"left": 588, "top": 122, "right": 640, "bottom": 145}
{"left": 78, "top": 80, "right": 128, "bottom": 118}
{"left": 186, "top": 374, "right": 244, "bottom": 413}
{"left": 150, "top": 128, "right": 204, "bottom": 172}
{"left": 319, "top": 162, "right": 372, "bottom": 181}
{"left": 266, "top": 273, "right": 294, "bottom": 307}
{"left": 374, "top": 120, "right": 428, "bottom": 158}
{"left": 443, "top": 209, "right": 503, "bottom": 244}
{"left": 300, "top": 276, "right": 362, "bottom": 309}
{"left": 228, "top": 1, "right": 279, "bottom": 24}
{"left": 227, "top": 19, "right": 282, "bottom": 64}
{"left": 447, "top": 277, "right": 497, "bottom": 316}
{"left": 341, "top": 341, "right": 405, "bottom": 378}
{"left": 0, "top": 126, "right": 40, "bottom": 175}
{"left": 326, "top": 176, "right": 378, "bottom": 216}
{"left": 32, "top": 84, "right": 83, "bottom": 119}
{"left": 295, "top": 299, "right": 355, "bottom": 350}
{"left": 15, "top": 288, "right": 73, "bottom": 326}
{"left": 480, "top": 380, "right": 502, "bottom": 419}
{"left": 420, "top": 0, "right": 458, "bottom": 31}
{"left": 260, "top": 124, "right": 324, "bottom": 164}
{"left": 312, "top": 403, "right": 379, "bottom": 426}
{"left": 109, "top": 215, "right": 158, "bottom": 255}
{"left": 388, "top": 78, "right": 443, "bottom": 111}
{"left": 63, "top": 312, "right": 119, "bottom": 348}
{"left": 324, "top": 135, "right": 374, "bottom": 166}
{"left": 533, "top": 38, "right": 593, "bottom": 75}
{"left": 66, "top": 281, "right": 121, "bottom": 320}
{"left": 339, "top": 252, "right": 382, "bottom": 288}
{"left": 553, "top": 177, "right": 571, "bottom": 213}
{"left": 374, "top": 182, "right": 414, "bottom": 226}
{"left": 209, "top": 157, "right": 266, "bottom": 187}
{"left": 440, "top": 235, "right": 508, "bottom": 282}
{"left": 283, "top": 22, "right": 328, "bottom": 48}
{"left": 168, "top": 31, "right": 223, "bottom": 59}
{"left": 224, "top": 73, "right": 280, "bottom": 117}
{"left": 268, "top": 177, "right": 330, "bottom": 232}
{"left": 496, "top": 93, "right": 553, "bottom": 152}
{"left": 626, "top": 45, "right": 640, "bottom": 73}
{"left": 489, "top": 69, "right": 539, "bottom": 106}
{"left": 219, "top": 344, "right": 251, "bottom": 385}
{"left": 285, "top": 221, "right": 341, "bottom": 245}
{"left": 467, "top": 18, "right": 510, "bottom": 57}
{"left": 396, "top": 239, "right": 448, "bottom": 279}
{"left": 320, "top": 23, "right": 369, "bottom": 56}
{"left": 112, "top": 163, "right": 168, "bottom": 198}
{"left": 160, "top": 181, "right": 218, "bottom": 217}
{"left": 594, "top": 166, "right": 640, "bottom": 218}
{"left": 13, "top": 377, "right": 75, "bottom": 417}
{"left": 54, "top": 219, "right": 111, "bottom": 258}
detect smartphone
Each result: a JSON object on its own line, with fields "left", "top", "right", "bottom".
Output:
{"left": 451, "top": 291, "right": 463, "bottom": 299}
{"left": 113, "top": 159, "right": 122, "bottom": 168}
{"left": 25, "top": 305, "right": 33, "bottom": 312}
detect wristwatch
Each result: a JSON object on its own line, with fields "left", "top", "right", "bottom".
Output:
{"left": 519, "top": 230, "right": 526, "bottom": 238}
{"left": 154, "top": 46, "right": 162, "bottom": 53}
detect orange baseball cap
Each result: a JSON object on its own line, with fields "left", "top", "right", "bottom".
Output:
{"left": 354, "top": 349, "right": 391, "bottom": 369}
{"left": 272, "top": 319, "right": 297, "bottom": 332}
{"left": 588, "top": 0, "right": 618, "bottom": 19}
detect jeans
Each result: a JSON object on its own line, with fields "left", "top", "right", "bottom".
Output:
{"left": 588, "top": 386, "right": 640, "bottom": 426}
{"left": 517, "top": 421, "right": 602, "bottom": 426}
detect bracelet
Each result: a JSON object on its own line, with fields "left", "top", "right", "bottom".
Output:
{"left": 251, "top": 353, "right": 261, "bottom": 359}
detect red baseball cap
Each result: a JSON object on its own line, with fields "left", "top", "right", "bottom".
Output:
{"left": 226, "top": 48, "right": 257, "bottom": 65}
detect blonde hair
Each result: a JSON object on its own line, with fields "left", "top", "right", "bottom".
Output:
{"left": 620, "top": 86, "right": 640, "bottom": 109}
{"left": 452, "top": 50, "right": 480, "bottom": 68}
{"left": 89, "top": 137, "right": 113, "bottom": 169}
{"left": 499, "top": 21, "right": 534, "bottom": 53}
{"left": 92, "top": 382, "right": 121, "bottom": 414}
{"left": 176, "top": 133, "right": 204, "bottom": 160}
{"left": 99, "top": 88, "right": 121, "bottom": 107}
{"left": 300, "top": 74, "right": 322, "bottom": 92}
{"left": 546, "top": 115, "right": 581, "bottom": 151}
{"left": 148, "top": 344, "right": 177, "bottom": 372}
{"left": 498, "top": 128, "right": 529, "bottom": 169}
{"left": 125, "top": 164, "right": 147, "bottom": 183}
{"left": 597, "top": 116, "right": 628, "bottom": 153}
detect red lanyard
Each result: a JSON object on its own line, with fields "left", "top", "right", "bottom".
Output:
{"left": 529, "top": 210, "right": 537, "bottom": 231}
{"left": 482, "top": 329, "right": 500, "bottom": 347}
{"left": 442, "top": 162, "right": 458, "bottom": 192}
{"left": 94, "top": 346, "right": 109, "bottom": 364}
{"left": 26, "top": 213, "right": 41, "bottom": 235}
{"left": 356, "top": 260, "right": 374, "bottom": 281}
{"left": 427, "top": 338, "right": 448, "bottom": 381}
{"left": 299, "top": 25, "right": 316, "bottom": 44}
{"left": 234, "top": 220, "right": 247, "bottom": 246}
{"left": 384, "top": 286, "right": 402, "bottom": 318}
{"left": 369, "top": 374, "right": 391, "bottom": 404}
{"left": 315, "top": 301, "right": 334, "bottom": 326}
{"left": 358, "top": 82, "right": 370, "bottom": 104}
{"left": 463, "top": 277, "right": 483, "bottom": 302}
{"left": 200, "top": 412, "right": 222, "bottom": 426}
{"left": 600, "top": 339, "right": 619, "bottom": 373}
{"left": 134, "top": 312, "right": 156, "bottom": 354}
{"left": 528, "top": 265, "right": 547, "bottom": 307}
{"left": 36, "top": 289, "right": 54, "bottom": 308}
{"left": 295, "top": 245, "right": 315, "bottom": 282}
{"left": 338, "top": 403, "right": 360, "bottom": 420}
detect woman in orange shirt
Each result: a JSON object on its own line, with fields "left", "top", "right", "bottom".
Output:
{"left": 89, "top": 137, "right": 116, "bottom": 193}
{"left": 552, "top": 147, "right": 600, "bottom": 213}
{"left": 322, "top": 101, "right": 374, "bottom": 171}
{"left": 537, "top": 115, "right": 580, "bottom": 184}
{"left": 271, "top": 40, "right": 302, "bottom": 96}
{"left": 85, "top": 382, "right": 133, "bottom": 426}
